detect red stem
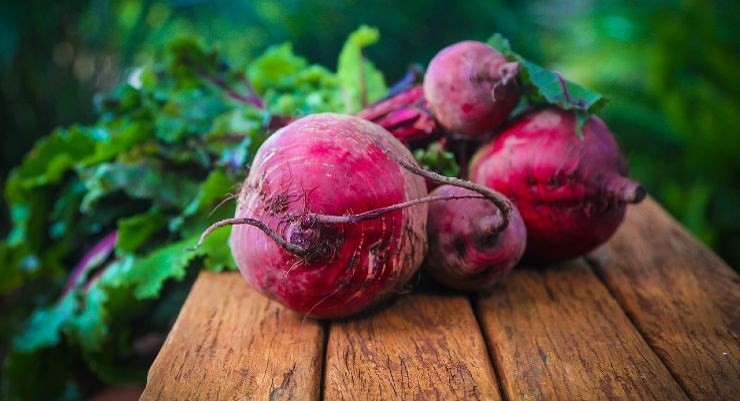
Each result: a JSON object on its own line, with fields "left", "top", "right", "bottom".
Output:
{"left": 374, "top": 140, "right": 512, "bottom": 233}
{"left": 62, "top": 231, "right": 118, "bottom": 296}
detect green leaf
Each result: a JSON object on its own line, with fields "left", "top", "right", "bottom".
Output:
{"left": 0, "top": 243, "right": 24, "bottom": 293}
{"left": 413, "top": 142, "right": 460, "bottom": 177}
{"left": 248, "top": 43, "right": 308, "bottom": 93}
{"left": 79, "top": 162, "right": 200, "bottom": 211}
{"left": 199, "top": 226, "right": 236, "bottom": 272}
{"left": 115, "top": 236, "right": 201, "bottom": 299}
{"left": 68, "top": 282, "right": 109, "bottom": 351}
{"left": 487, "top": 32, "right": 608, "bottom": 134}
{"left": 487, "top": 33, "right": 513, "bottom": 56}
{"left": 166, "top": 36, "right": 220, "bottom": 87}
{"left": 49, "top": 179, "right": 86, "bottom": 240}
{"left": 182, "top": 168, "right": 238, "bottom": 217}
{"left": 81, "top": 120, "right": 153, "bottom": 165}
{"left": 2, "top": 347, "right": 80, "bottom": 401}
{"left": 248, "top": 44, "right": 342, "bottom": 115}
{"left": 337, "top": 25, "right": 387, "bottom": 113}
{"left": 65, "top": 257, "right": 143, "bottom": 353}
{"left": 519, "top": 58, "right": 608, "bottom": 113}
{"left": 13, "top": 293, "right": 78, "bottom": 352}
{"left": 154, "top": 88, "right": 228, "bottom": 143}
{"left": 4, "top": 127, "right": 96, "bottom": 204}
{"left": 116, "top": 211, "right": 168, "bottom": 253}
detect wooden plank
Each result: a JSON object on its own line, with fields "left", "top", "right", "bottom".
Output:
{"left": 324, "top": 293, "right": 501, "bottom": 400}
{"left": 589, "top": 198, "right": 740, "bottom": 400}
{"left": 141, "top": 272, "right": 325, "bottom": 401}
{"left": 477, "top": 259, "right": 688, "bottom": 400}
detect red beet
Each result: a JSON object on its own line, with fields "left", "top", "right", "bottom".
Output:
{"left": 425, "top": 185, "right": 526, "bottom": 291}
{"left": 423, "top": 40, "right": 520, "bottom": 138}
{"left": 226, "top": 113, "right": 428, "bottom": 318}
{"left": 469, "top": 108, "right": 645, "bottom": 263}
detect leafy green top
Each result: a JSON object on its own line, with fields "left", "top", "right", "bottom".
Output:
{"left": 488, "top": 33, "right": 608, "bottom": 135}
{"left": 1, "top": 27, "right": 386, "bottom": 400}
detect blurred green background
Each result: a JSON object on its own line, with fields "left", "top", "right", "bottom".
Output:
{"left": 1, "top": 0, "right": 738, "bottom": 264}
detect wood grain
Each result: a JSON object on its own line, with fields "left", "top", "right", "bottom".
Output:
{"left": 477, "top": 259, "right": 688, "bottom": 400}
{"left": 589, "top": 198, "right": 740, "bottom": 400}
{"left": 324, "top": 293, "right": 501, "bottom": 401}
{"left": 141, "top": 272, "right": 325, "bottom": 401}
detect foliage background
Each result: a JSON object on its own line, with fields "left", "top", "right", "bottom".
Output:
{"left": 0, "top": 0, "right": 737, "bottom": 396}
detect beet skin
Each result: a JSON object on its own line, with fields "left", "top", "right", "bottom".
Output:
{"left": 230, "top": 113, "right": 428, "bottom": 318}
{"left": 423, "top": 41, "right": 520, "bottom": 138}
{"left": 469, "top": 108, "right": 645, "bottom": 263}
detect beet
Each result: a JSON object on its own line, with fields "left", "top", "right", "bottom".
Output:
{"left": 423, "top": 40, "right": 520, "bottom": 138}
{"left": 469, "top": 107, "right": 645, "bottom": 263}
{"left": 425, "top": 185, "right": 526, "bottom": 291}
{"left": 227, "top": 113, "right": 428, "bottom": 318}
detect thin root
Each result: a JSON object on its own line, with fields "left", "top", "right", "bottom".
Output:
{"left": 189, "top": 217, "right": 307, "bottom": 256}
{"left": 374, "top": 140, "right": 512, "bottom": 233}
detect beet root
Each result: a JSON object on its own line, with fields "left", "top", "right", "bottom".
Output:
{"left": 423, "top": 40, "right": 520, "bottom": 138}
{"left": 228, "top": 113, "right": 428, "bottom": 318}
{"left": 425, "top": 185, "right": 526, "bottom": 291}
{"left": 469, "top": 107, "right": 645, "bottom": 263}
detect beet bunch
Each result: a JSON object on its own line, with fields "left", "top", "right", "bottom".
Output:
{"left": 198, "top": 38, "right": 645, "bottom": 318}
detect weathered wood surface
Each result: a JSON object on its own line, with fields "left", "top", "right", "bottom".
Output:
{"left": 143, "top": 200, "right": 739, "bottom": 400}
{"left": 476, "top": 259, "right": 688, "bottom": 400}
{"left": 589, "top": 198, "right": 740, "bottom": 400}
{"left": 324, "top": 293, "right": 501, "bottom": 400}
{"left": 140, "top": 271, "right": 325, "bottom": 401}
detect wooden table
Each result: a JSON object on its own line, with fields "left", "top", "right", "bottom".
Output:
{"left": 141, "top": 199, "right": 739, "bottom": 400}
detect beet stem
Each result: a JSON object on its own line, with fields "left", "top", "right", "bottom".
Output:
{"left": 374, "top": 140, "right": 513, "bottom": 232}
{"left": 192, "top": 217, "right": 308, "bottom": 256}
{"left": 310, "top": 194, "right": 485, "bottom": 224}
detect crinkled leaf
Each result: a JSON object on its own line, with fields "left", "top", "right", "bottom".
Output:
{"left": 248, "top": 43, "right": 308, "bottom": 93}
{"left": 249, "top": 44, "right": 342, "bottom": 115}
{"left": 182, "top": 169, "right": 238, "bottom": 217}
{"left": 207, "top": 108, "right": 268, "bottom": 171}
{"left": 115, "top": 236, "right": 201, "bottom": 299}
{"left": 519, "top": 58, "right": 608, "bottom": 114}
{"left": 337, "top": 25, "right": 387, "bottom": 113}
{"left": 116, "top": 211, "right": 167, "bottom": 253}
{"left": 68, "top": 282, "right": 109, "bottom": 351}
{"left": 167, "top": 36, "right": 221, "bottom": 87}
{"left": 154, "top": 88, "right": 228, "bottom": 143}
{"left": 12, "top": 293, "right": 78, "bottom": 352}
{"left": 82, "top": 120, "right": 153, "bottom": 165}
{"left": 79, "top": 162, "right": 200, "bottom": 211}
{"left": 49, "top": 179, "right": 86, "bottom": 240}
{"left": 4, "top": 127, "right": 95, "bottom": 205}
{"left": 413, "top": 142, "right": 460, "bottom": 177}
